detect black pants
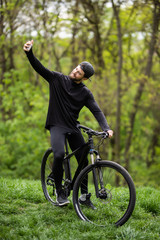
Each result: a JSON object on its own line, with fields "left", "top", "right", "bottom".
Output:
{"left": 50, "top": 126, "right": 88, "bottom": 194}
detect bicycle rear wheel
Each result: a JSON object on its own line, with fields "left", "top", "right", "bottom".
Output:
{"left": 41, "top": 148, "right": 58, "bottom": 205}
{"left": 73, "top": 160, "right": 136, "bottom": 227}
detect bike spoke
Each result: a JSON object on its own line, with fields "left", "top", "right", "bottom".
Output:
{"left": 73, "top": 161, "right": 135, "bottom": 226}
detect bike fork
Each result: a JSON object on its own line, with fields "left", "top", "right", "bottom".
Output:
{"left": 90, "top": 153, "right": 99, "bottom": 198}
{"left": 91, "top": 152, "right": 106, "bottom": 199}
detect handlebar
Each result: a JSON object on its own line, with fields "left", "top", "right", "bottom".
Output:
{"left": 78, "top": 125, "right": 109, "bottom": 138}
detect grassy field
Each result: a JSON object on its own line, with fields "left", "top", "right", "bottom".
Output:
{"left": 0, "top": 177, "right": 160, "bottom": 240}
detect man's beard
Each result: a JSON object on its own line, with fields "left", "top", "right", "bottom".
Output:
{"left": 69, "top": 74, "right": 81, "bottom": 82}
{"left": 70, "top": 77, "right": 81, "bottom": 82}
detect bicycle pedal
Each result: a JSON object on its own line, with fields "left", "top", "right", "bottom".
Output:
{"left": 47, "top": 177, "right": 55, "bottom": 187}
{"left": 99, "top": 189, "right": 108, "bottom": 199}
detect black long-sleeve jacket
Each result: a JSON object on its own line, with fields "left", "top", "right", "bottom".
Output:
{"left": 26, "top": 49, "right": 110, "bottom": 132}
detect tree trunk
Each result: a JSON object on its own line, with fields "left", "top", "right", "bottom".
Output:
{"left": 111, "top": 0, "right": 123, "bottom": 186}
{"left": 9, "top": 23, "right": 15, "bottom": 69}
{"left": 81, "top": 0, "right": 105, "bottom": 75}
{"left": 70, "top": 0, "right": 80, "bottom": 70}
{"left": 0, "top": 0, "right": 6, "bottom": 80}
{"left": 0, "top": 0, "right": 7, "bottom": 121}
{"left": 124, "top": 0, "right": 160, "bottom": 170}
{"left": 111, "top": 0, "right": 123, "bottom": 164}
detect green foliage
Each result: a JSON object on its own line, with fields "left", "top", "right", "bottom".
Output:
{"left": 0, "top": 67, "right": 50, "bottom": 179}
{"left": 0, "top": 0, "right": 160, "bottom": 186}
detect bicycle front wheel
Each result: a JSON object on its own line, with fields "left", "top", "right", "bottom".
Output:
{"left": 73, "top": 160, "right": 136, "bottom": 227}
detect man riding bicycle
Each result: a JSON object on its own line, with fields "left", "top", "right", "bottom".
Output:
{"left": 23, "top": 40, "right": 113, "bottom": 207}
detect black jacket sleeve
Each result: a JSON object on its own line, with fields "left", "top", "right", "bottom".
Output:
{"left": 85, "top": 91, "right": 110, "bottom": 132}
{"left": 25, "top": 49, "right": 54, "bottom": 82}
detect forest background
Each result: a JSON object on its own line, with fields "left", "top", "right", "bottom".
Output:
{"left": 0, "top": 0, "right": 160, "bottom": 188}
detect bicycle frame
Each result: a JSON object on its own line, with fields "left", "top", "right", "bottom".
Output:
{"left": 63, "top": 134, "right": 103, "bottom": 198}
{"left": 63, "top": 140, "right": 90, "bottom": 190}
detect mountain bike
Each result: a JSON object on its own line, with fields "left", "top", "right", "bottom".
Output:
{"left": 41, "top": 125, "right": 136, "bottom": 227}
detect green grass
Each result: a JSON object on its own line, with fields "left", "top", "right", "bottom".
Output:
{"left": 0, "top": 178, "right": 160, "bottom": 240}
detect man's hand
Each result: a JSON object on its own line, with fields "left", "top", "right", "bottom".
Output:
{"left": 107, "top": 130, "right": 114, "bottom": 138}
{"left": 23, "top": 40, "right": 34, "bottom": 52}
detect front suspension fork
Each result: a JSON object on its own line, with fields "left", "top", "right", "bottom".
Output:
{"left": 90, "top": 151, "right": 101, "bottom": 198}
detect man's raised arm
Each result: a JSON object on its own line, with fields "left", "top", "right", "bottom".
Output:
{"left": 23, "top": 40, "right": 53, "bottom": 82}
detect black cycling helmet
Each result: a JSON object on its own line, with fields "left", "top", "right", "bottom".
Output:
{"left": 79, "top": 61, "right": 94, "bottom": 80}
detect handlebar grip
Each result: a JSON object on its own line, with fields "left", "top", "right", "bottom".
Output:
{"left": 103, "top": 132, "right": 109, "bottom": 138}
{"left": 78, "top": 125, "right": 109, "bottom": 138}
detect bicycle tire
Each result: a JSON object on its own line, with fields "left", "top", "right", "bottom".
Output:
{"left": 41, "top": 148, "right": 58, "bottom": 205}
{"left": 73, "top": 160, "right": 136, "bottom": 227}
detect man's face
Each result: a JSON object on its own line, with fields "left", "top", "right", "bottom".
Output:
{"left": 69, "top": 65, "right": 85, "bottom": 81}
